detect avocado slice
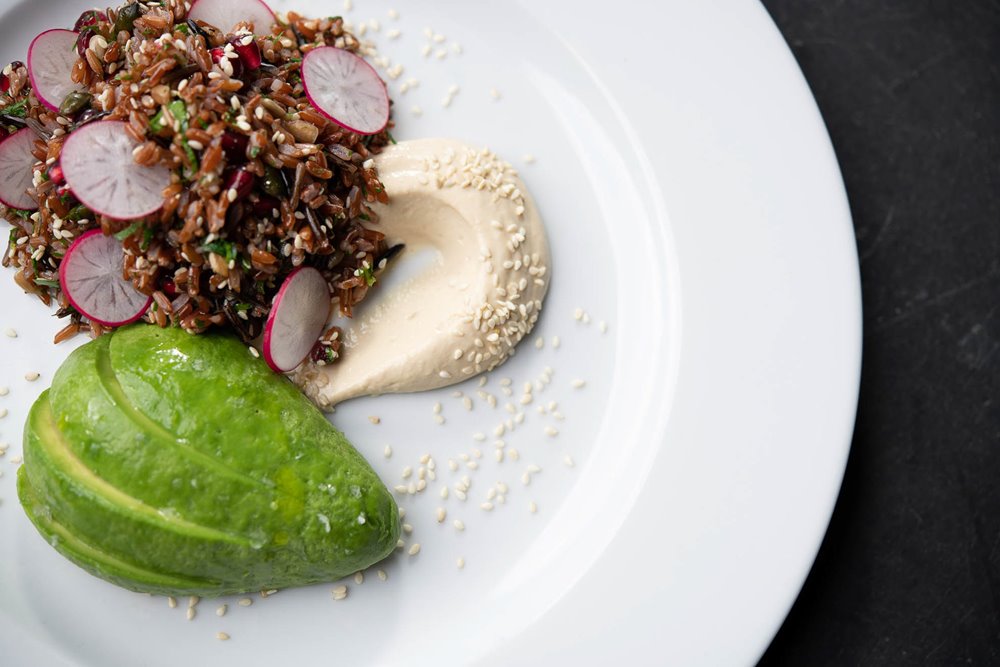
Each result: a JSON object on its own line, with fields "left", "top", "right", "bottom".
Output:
{"left": 19, "top": 325, "right": 400, "bottom": 596}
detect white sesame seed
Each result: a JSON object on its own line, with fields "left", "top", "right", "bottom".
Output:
{"left": 436, "top": 507, "right": 447, "bottom": 523}
{"left": 24, "top": 372, "right": 39, "bottom": 382}
{"left": 0, "top": 408, "right": 7, "bottom": 419}
{"left": 564, "top": 456, "right": 576, "bottom": 468}
{"left": 544, "top": 426, "right": 559, "bottom": 437}
{"left": 466, "top": 461, "right": 479, "bottom": 470}
{"left": 480, "top": 502, "right": 494, "bottom": 511}
{"left": 408, "top": 543, "right": 421, "bottom": 556}
{"left": 573, "top": 307, "right": 584, "bottom": 321}
{"left": 186, "top": 608, "right": 196, "bottom": 621}
{"left": 534, "top": 336, "right": 544, "bottom": 349}
{"left": 434, "top": 414, "right": 446, "bottom": 425}
{"left": 4, "top": 328, "right": 16, "bottom": 338}
{"left": 403, "top": 523, "right": 413, "bottom": 534}
{"left": 377, "top": 569, "right": 388, "bottom": 581}
{"left": 529, "top": 501, "right": 538, "bottom": 513}
{"left": 332, "top": 585, "right": 348, "bottom": 600}
{"left": 456, "top": 557, "right": 465, "bottom": 569}
{"left": 599, "top": 320, "right": 609, "bottom": 333}
{"left": 453, "top": 519, "right": 465, "bottom": 531}
{"left": 216, "top": 604, "right": 228, "bottom": 617}
{"left": 448, "top": 459, "right": 459, "bottom": 471}
{"left": 494, "top": 449, "right": 503, "bottom": 462}
{"left": 238, "top": 598, "right": 253, "bottom": 607}
{"left": 167, "top": 596, "right": 177, "bottom": 608}
{"left": 384, "top": 445, "right": 392, "bottom": 458}
{"left": 439, "top": 370, "right": 452, "bottom": 379}
{"left": 507, "top": 448, "right": 520, "bottom": 461}
{"left": 368, "top": 416, "right": 381, "bottom": 424}
{"left": 490, "top": 88, "right": 501, "bottom": 100}
{"left": 402, "top": 466, "right": 412, "bottom": 479}
{"left": 216, "top": 632, "right": 230, "bottom": 641}
{"left": 572, "top": 379, "right": 586, "bottom": 389}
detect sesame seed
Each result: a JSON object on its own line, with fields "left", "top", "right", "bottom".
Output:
{"left": 573, "top": 307, "right": 584, "bottom": 321}
{"left": 599, "top": 320, "right": 609, "bottom": 333}
{"left": 456, "top": 557, "right": 465, "bottom": 569}
{"left": 572, "top": 379, "right": 586, "bottom": 389}
{"left": 448, "top": 459, "right": 459, "bottom": 471}
{"left": 238, "top": 598, "right": 253, "bottom": 607}
{"left": 186, "top": 608, "right": 196, "bottom": 621}
{"left": 332, "top": 585, "right": 348, "bottom": 600}
{"left": 402, "top": 466, "right": 412, "bottom": 479}
{"left": 463, "top": 397, "right": 474, "bottom": 411}
{"left": 167, "top": 596, "right": 177, "bottom": 608}
{"left": 490, "top": 88, "right": 501, "bottom": 100}
{"left": 440, "top": 486, "right": 449, "bottom": 499}
{"left": 544, "top": 426, "right": 559, "bottom": 437}
{"left": 402, "top": 523, "right": 413, "bottom": 534}
{"left": 24, "top": 372, "right": 39, "bottom": 382}
{"left": 523, "top": 154, "right": 536, "bottom": 164}
{"left": 494, "top": 449, "right": 503, "bottom": 462}
{"left": 433, "top": 402, "right": 442, "bottom": 414}
{"left": 480, "top": 502, "right": 494, "bottom": 511}
{"left": 216, "top": 604, "right": 227, "bottom": 617}
{"left": 435, "top": 414, "right": 446, "bottom": 425}
{"left": 439, "top": 370, "right": 452, "bottom": 379}
{"left": 377, "top": 569, "right": 388, "bottom": 581}
{"left": 216, "top": 632, "right": 230, "bottom": 641}
{"left": 529, "top": 501, "right": 538, "bottom": 513}
{"left": 408, "top": 543, "right": 421, "bottom": 556}
{"left": 534, "top": 336, "right": 544, "bottom": 349}
{"left": 384, "top": 445, "right": 392, "bottom": 458}
{"left": 453, "top": 519, "right": 465, "bottom": 531}
{"left": 368, "top": 416, "right": 381, "bottom": 424}
{"left": 527, "top": 464, "right": 542, "bottom": 474}
{"left": 436, "top": 507, "right": 447, "bottom": 522}
{"left": 4, "top": 328, "right": 16, "bottom": 338}
{"left": 564, "top": 456, "right": 576, "bottom": 468}
{"left": 248, "top": 346, "right": 259, "bottom": 358}
{"left": 354, "top": 571, "right": 364, "bottom": 585}
{"left": 507, "top": 448, "right": 520, "bottom": 461}
{"left": 0, "top": 408, "right": 6, "bottom": 419}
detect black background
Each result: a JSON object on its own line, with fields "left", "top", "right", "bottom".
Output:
{"left": 756, "top": 1, "right": 1000, "bottom": 664}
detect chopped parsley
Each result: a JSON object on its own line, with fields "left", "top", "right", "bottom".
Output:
{"left": 202, "top": 239, "right": 238, "bottom": 263}
{"left": 113, "top": 221, "right": 142, "bottom": 241}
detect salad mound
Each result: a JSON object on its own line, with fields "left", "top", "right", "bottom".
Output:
{"left": 0, "top": 0, "right": 396, "bottom": 359}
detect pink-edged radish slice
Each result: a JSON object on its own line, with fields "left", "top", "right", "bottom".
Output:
{"left": 301, "top": 47, "right": 390, "bottom": 135}
{"left": 188, "top": 0, "right": 276, "bottom": 34}
{"left": 28, "top": 29, "right": 83, "bottom": 113}
{"left": 0, "top": 128, "right": 39, "bottom": 210}
{"left": 59, "top": 229, "right": 152, "bottom": 327}
{"left": 262, "top": 266, "right": 331, "bottom": 372}
{"left": 60, "top": 121, "right": 171, "bottom": 220}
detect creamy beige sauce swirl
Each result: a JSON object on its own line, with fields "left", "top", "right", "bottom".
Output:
{"left": 295, "top": 138, "right": 550, "bottom": 408}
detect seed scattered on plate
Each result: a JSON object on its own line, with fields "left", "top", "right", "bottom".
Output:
{"left": 453, "top": 519, "right": 465, "bottom": 531}
{"left": 0, "top": 386, "right": 8, "bottom": 396}
{"left": 216, "top": 604, "right": 227, "bottom": 617}
{"left": 368, "top": 416, "right": 381, "bottom": 424}
{"left": 572, "top": 379, "right": 586, "bottom": 389}
{"left": 377, "top": 569, "right": 388, "bottom": 581}
{"left": 354, "top": 571, "right": 364, "bottom": 585}
{"left": 238, "top": 598, "right": 253, "bottom": 607}
{"left": 167, "top": 596, "right": 177, "bottom": 609}
{"left": 4, "top": 328, "right": 16, "bottom": 338}
{"left": 216, "top": 632, "right": 230, "bottom": 641}
{"left": 408, "top": 543, "right": 421, "bottom": 556}
{"left": 529, "top": 501, "right": 538, "bottom": 513}
{"left": 332, "top": 585, "right": 349, "bottom": 600}
{"left": 564, "top": 455, "right": 575, "bottom": 468}
{"left": 0, "top": 408, "right": 7, "bottom": 419}
{"left": 384, "top": 445, "right": 392, "bottom": 458}
{"left": 24, "top": 372, "right": 39, "bottom": 381}
{"left": 456, "top": 557, "right": 465, "bottom": 569}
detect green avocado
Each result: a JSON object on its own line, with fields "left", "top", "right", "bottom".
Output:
{"left": 17, "top": 325, "right": 399, "bottom": 596}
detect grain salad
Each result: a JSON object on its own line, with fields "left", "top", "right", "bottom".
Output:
{"left": 0, "top": 0, "right": 396, "bottom": 352}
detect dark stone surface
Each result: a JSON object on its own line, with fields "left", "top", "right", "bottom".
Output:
{"left": 756, "top": 1, "right": 1000, "bottom": 664}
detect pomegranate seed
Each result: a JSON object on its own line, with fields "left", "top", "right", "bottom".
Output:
{"left": 228, "top": 36, "right": 262, "bottom": 71}
{"left": 222, "top": 168, "right": 255, "bottom": 202}
{"left": 209, "top": 47, "right": 243, "bottom": 79}
{"left": 1, "top": 61, "right": 23, "bottom": 94}
{"left": 73, "top": 10, "right": 107, "bottom": 31}
{"left": 0, "top": 127, "right": 8, "bottom": 141}
{"left": 161, "top": 279, "right": 178, "bottom": 297}
{"left": 221, "top": 131, "right": 249, "bottom": 163}
{"left": 252, "top": 195, "right": 281, "bottom": 218}
{"left": 48, "top": 164, "right": 65, "bottom": 185}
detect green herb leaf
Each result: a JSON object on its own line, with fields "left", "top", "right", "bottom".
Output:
{"left": 201, "top": 240, "right": 238, "bottom": 263}
{"left": 65, "top": 204, "right": 91, "bottom": 221}
{"left": 34, "top": 278, "right": 60, "bottom": 288}
{"left": 113, "top": 221, "right": 142, "bottom": 241}
{"left": 2, "top": 99, "right": 29, "bottom": 118}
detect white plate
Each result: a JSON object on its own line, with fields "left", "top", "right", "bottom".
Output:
{"left": 0, "top": 0, "right": 860, "bottom": 665}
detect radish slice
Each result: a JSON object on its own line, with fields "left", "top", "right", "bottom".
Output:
{"left": 188, "top": 0, "right": 276, "bottom": 34}
{"left": 301, "top": 47, "right": 390, "bottom": 135}
{"left": 28, "top": 29, "right": 82, "bottom": 113}
{"left": 262, "top": 267, "right": 331, "bottom": 373}
{"left": 59, "top": 229, "right": 152, "bottom": 327}
{"left": 60, "top": 121, "right": 171, "bottom": 220}
{"left": 0, "top": 128, "right": 39, "bottom": 210}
